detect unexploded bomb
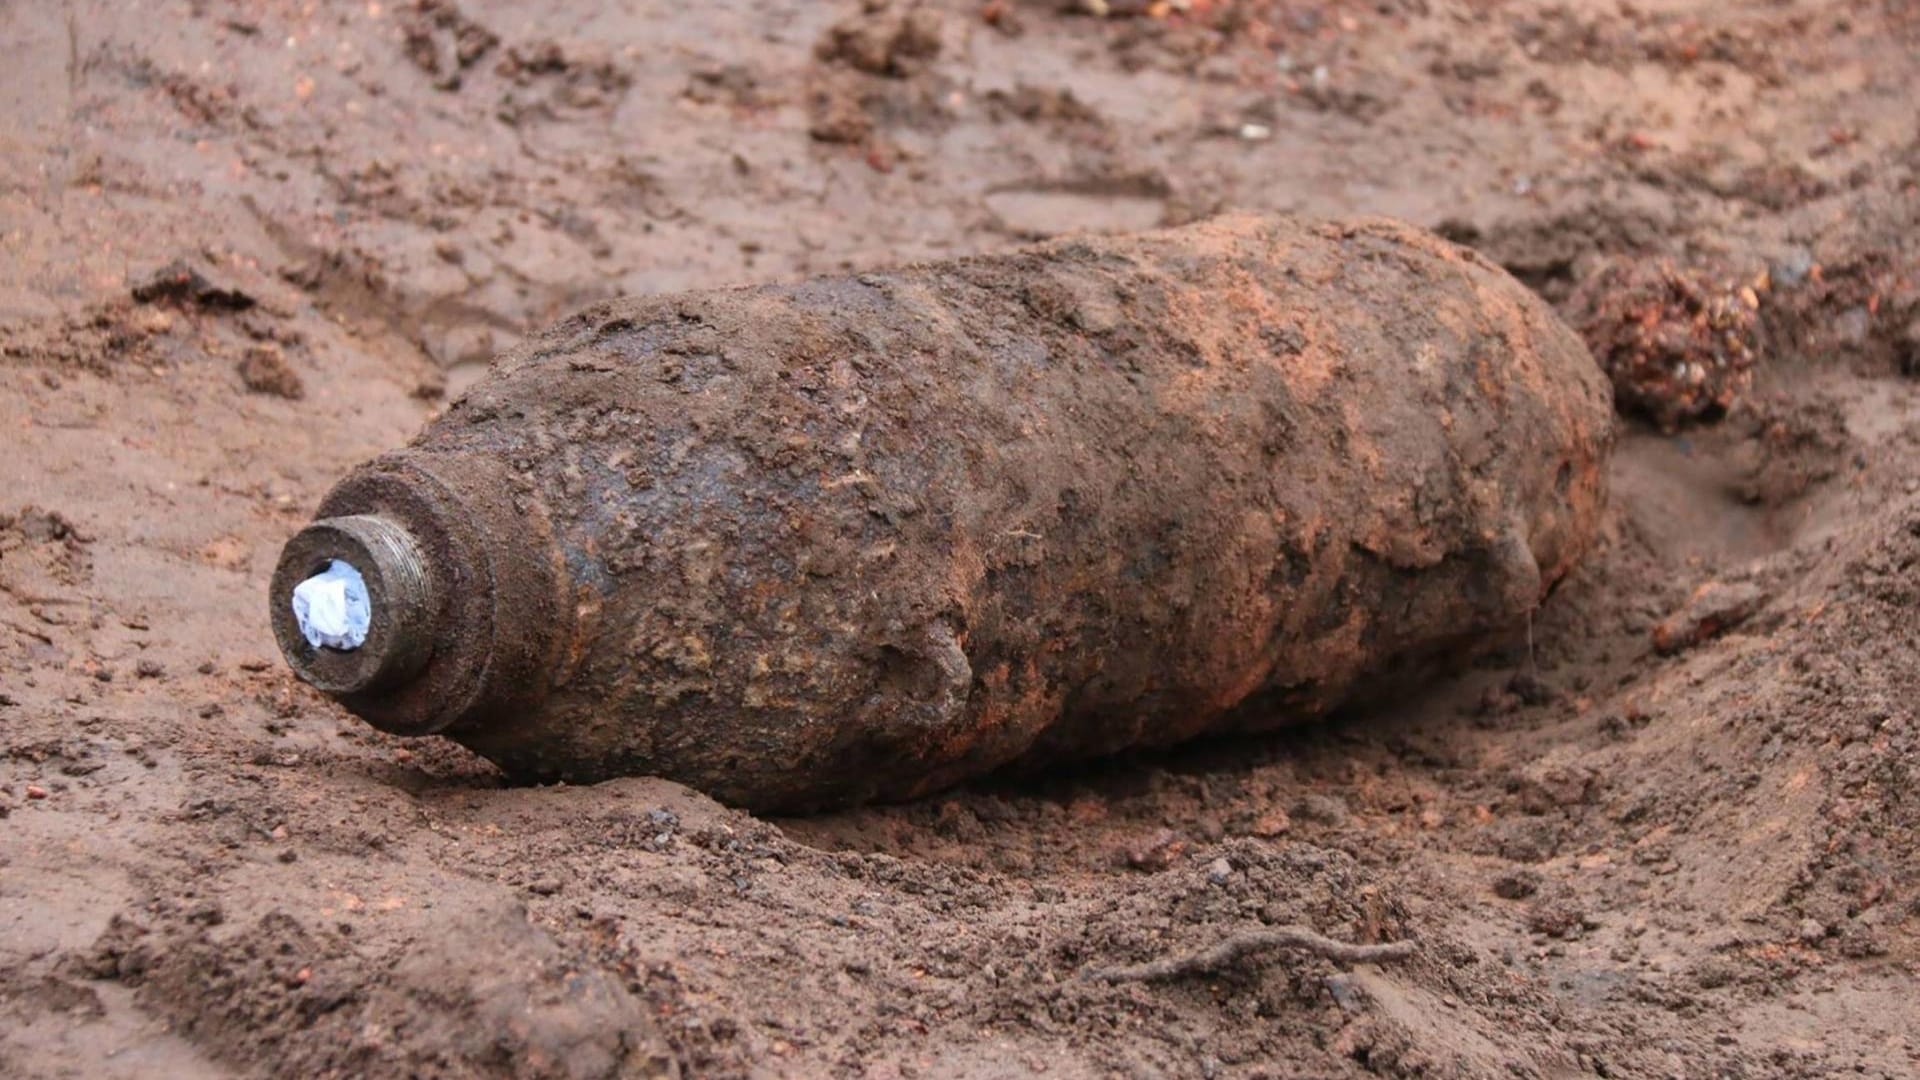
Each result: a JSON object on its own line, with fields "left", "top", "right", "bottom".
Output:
{"left": 270, "top": 215, "right": 1612, "bottom": 811}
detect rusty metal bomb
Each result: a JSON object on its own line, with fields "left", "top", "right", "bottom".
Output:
{"left": 270, "top": 214, "right": 1613, "bottom": 811}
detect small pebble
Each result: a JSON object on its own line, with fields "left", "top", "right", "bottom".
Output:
{"left": 1205, "top": 857, "right": 1233, "bottom": 885}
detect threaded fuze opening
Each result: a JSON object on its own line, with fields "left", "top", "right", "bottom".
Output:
{"left": 271, "top": 513, "right": 436, "bottom": 695}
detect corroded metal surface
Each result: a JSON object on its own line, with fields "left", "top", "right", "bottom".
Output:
{"left": 272, "top": 214, "right": 1613, "bottom": 811}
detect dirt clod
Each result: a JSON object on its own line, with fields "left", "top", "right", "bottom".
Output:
{"left": 1526, "top": 895, "right": 1590, "bottom": 939}
{"left": 130, "top": 260, "right": 256, "bottom": 311}
{"left": 400, "top": 0, "right": 499, "bottom": 90}
{"left": 1568, "top": 258, "right": 1763, "bottom": 429}
{"left": 236, "top": 346, "right": 306, "bottom": 400}
{"left": 1124, "top": 827, "right": 1187, "bottom": 872}
{"left": 816, "top": 2, "right": 942, "bottom": 78}
{"left": 1248, "top": 809, "right": 1292, "bottom": 837}
{"left": 1492, "top": 869, "right": 1542, "bottom": 900}
{"left": 807, "top": 77, "right": 875, "bottom": 144}
{"left": 1651, "top": 581, "right": 1768, "bottom": 655}
{"left": 1292, "top": 793, "right": 1351, "bottom": 827}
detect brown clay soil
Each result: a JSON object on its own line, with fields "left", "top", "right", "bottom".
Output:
{"left": 2, "top": 1, "right": 1917, "bottom": 1076}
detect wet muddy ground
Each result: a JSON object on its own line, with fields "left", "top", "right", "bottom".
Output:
{"left": 2, "top": 1, "right": 1917, "bottom": 1076}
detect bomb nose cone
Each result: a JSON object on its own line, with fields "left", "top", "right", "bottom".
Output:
{"left": 270, "top": 514, "right": 436, "bottom": 696}
{"left": 266, "top": 455, "right": 565, "bottom": 740}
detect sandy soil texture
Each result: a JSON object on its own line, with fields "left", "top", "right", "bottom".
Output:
{"left": 2, "top": 1, "right": 1917, "bottom": 1077}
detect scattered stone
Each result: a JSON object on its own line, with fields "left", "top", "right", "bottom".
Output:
{"left": 131, "top": 259, "right": 256, "bottom": 311}
{"left": 1797, "top": 917, "right": 1827, "bottom": 944}
{"left": 1651, "top": 581, "right": 1767, "bottom": 655}
{"left": 236, "top": 346, "right": 305, "bottom": 400}
{"left": 26, "top": 784, "right": 50, "bottom": 800}
{"left": 528, "top": 876, "right": 563, "bottom": 896}
{"left": 135, "top": 659, "right": 166, "bottom": 679}
{"left": 1205, "top": 857, "right": 1234, "bottom": 885}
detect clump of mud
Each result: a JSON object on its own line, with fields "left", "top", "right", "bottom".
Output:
{"left": 815, "top": 0, "right": 943, "bottom": 78}
{"left": 1567, "top": 259, "right": 1764, "bottom": 430}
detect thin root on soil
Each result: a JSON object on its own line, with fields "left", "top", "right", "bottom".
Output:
{"left": 1084, "top": 925, "right": 1417, "bottom": 983}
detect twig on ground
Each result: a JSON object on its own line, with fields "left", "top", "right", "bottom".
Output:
{"left": 1084, "top": 925, "right": 1416, "bottom": 984}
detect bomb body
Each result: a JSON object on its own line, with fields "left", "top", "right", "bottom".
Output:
{"left": 271, "top": 215, "right": 1612, "bottom": 811}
